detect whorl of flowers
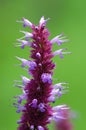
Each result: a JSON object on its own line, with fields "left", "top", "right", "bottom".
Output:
{"left": 14, "top": 16, "right": 72, "bottom": 130}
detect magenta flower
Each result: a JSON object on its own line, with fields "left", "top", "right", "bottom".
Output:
{"left": 14, "top": 16, "right": 72, "bottom": 130}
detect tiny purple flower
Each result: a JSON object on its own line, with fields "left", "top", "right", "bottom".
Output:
{"left": 51, "top": 33, "right": 69, "bottom": 46}
{"left": 16, "top": 56, "right": 37, "bottom": 70}
{"left": 28, "top": 60, "right": 37, "bottom": 71}
{"left": 30, "top": 125, "right": 34, "bottom": 130}
{"left": 22, "top": 17, "right": 33, "bottom": 28}
{"left": 30, "top": 99, "right": 38, "bottom": 108}
{"left": 39, "top": 16, "right": 50, "bottom": 27}
{"left": 21, "top": 76, "right": 30, "bottom": 85}
{"left": 54, "top": 82, "right": 68, "bottom": 89}
{"left": 16, "top": 56, "right": 29, "bottom": 67}
{"left": 20, "top": 30, "right": 33, "bottom": 39}
{"left": 17, "top": 39, "right": 31, "bottom": 49}
{"left": 53, "top": 48, "right": 71, "bottom": 58}
{"left": 17, "top": 93, "right": 27, "bottom": 104}
{"left": 38, "top": 103, "right": 45, "bottom": 112}
{"left": 38, "top": 126, "right": 44, "bottom": 130}
{"left": 36, "top": 52, "right": 41, "bottom": 59}
{"left": 17, "top": 119, "right": 22, "bottom": 124}
{"left": 41, "top": 73, "right": 52, "bottom": 84}
{"left": 48, "top": 95, "right": 55, "bottom": 103}
{"left": 14, "top": 104, "right": 26, "bottom": 113}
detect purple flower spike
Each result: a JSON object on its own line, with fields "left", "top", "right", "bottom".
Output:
{"left": 41, "top": 73, "right": 52, "bottom": 84}
{"left": 14, "top": 17, "right": 73, "bottom": 130}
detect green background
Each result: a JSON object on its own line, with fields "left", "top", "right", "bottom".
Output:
{"left": 0, "top": 0, "right": 86, "bottom": 130}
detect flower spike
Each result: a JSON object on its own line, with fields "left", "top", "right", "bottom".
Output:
{"left": 14, "top": 17, "right": 73, "bottom": 130}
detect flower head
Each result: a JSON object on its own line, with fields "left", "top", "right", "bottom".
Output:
{"left": 14, "top": 16, "right": 73, "bottom": 130}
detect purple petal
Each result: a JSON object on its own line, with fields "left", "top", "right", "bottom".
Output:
{"left": 16, "top": 105, "right": 26, "bottom": 113}
{"left": 28, "top": 61, "right": 37, "bottom": 70}
{"left": 38, "top": 103, "right": 45, "bottom": 112}
{"left": 39, "top": 16, "right": 50, "bottom": 27}
{"left": 48, "top": 95, "right": 55, "bottom": 103}
{"left": 20, "top": 30, "right": 33, "bottom": 39}
{"left": 22, "top": 17, "right": 33, "bottom": 28}
{"left": 38, "top": 126, "right": 44, "bottom": 130}
{"left": 36, "top": 52, "right": 41, "bottom": 59}
{"left": 17, "top": 39, "right": 31, "bottom": 49}
{"left": 30, "top": 99, "right": 38, "bottom": 108}
{"left": 17, "top": 94, "right": 27, "bottom": 104}
{"left": 21, "top": 76, "right": 30, "bottom": 85}
{"left": 16, "top": 56, "right": 29, "bottom": 67}
{"left": 51, "top": 34, "right": 68, "bottom": 45}
{"left": 30, "top": 125, "right": 34, "bottom": 130}
{"left": 41, "top": 73, "right": 52, "bottom": 84}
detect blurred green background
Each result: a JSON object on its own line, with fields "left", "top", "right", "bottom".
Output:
{"left": 0, "top": 0, "right": 86, "bottom": 130}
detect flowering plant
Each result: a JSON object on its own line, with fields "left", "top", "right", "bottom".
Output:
{"left": 14, "top": 16, "right": 72, "bottom": 130}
